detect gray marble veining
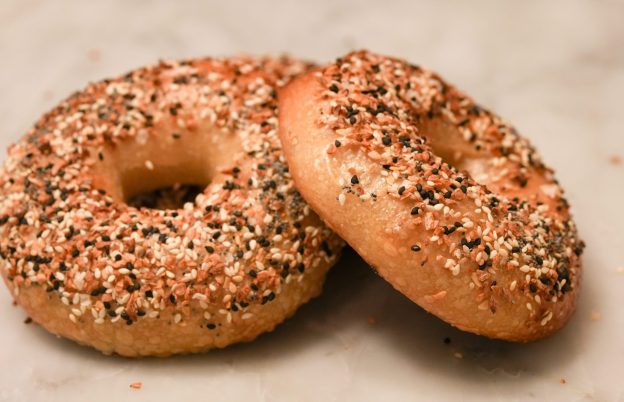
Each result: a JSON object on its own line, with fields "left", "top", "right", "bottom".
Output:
{"left": 0, "top": 1, "right": 623, "bottom": 401}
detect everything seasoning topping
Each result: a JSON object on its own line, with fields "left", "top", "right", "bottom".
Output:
{"left": 316, "top": 51, "right": 583, "bottom": 321}
{"left": 0, "top": 56, "right": 339, "bottom": 326}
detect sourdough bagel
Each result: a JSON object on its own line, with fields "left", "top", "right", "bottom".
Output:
{"left": 278, "top": 50, "right": 583, "bottom": 341}
{"left": 0, "top": 56, "right": 341, "bottom": 356}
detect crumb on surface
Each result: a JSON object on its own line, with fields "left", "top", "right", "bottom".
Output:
{"left": 87, "top": 49, "right": 101, "bottom": 63}
{"left": 130, "top": 382, "right": 142, "bottom": 390}
{"left": 42, "top": 90, "right": 54, "bottom": 101}
{"left": 609, "top": 155, "right": 622, "bottom": 165}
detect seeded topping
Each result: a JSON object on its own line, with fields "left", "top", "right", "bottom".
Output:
{"left": 316, "top": 50, "right": 583, "bottom": 319}
{"left": 0, "top": 56, "right": 339, "bottom": 326}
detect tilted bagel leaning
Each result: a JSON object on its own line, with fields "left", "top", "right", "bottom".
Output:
{"left": 278, "top": 50, "right": 583, "bottom": 341}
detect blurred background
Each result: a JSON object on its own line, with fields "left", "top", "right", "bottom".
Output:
{"left": 1, "top": 1, "right": 623, "bottom": 401}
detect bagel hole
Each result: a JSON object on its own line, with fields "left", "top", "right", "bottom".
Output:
{"left": 95, "top": 127, "right": 244, "bottom": 210}
{"left": 119, "top": 162, "right": 211, "bottom": 210}
{"left": 127, "top": 184, "right": 204, "bottom": 210}
{"left": 420, "top": 120, "right": 488, "bottom": 181}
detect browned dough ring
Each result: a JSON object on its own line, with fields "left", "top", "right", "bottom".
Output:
{"left": 0, "top": 56, "right": 342, "bottom": 356}
{"left": 279, "top": 50, "right": 583, "bottom": 341}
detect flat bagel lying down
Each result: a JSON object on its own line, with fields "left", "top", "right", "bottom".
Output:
{"left": 0, "top": 56, "right": 342, "bottom": 357}
{"left": 278, "top": 50, "right": 584, "bottom": 342}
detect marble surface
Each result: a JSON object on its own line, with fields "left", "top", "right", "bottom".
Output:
{"left": 1, "top": 0, "right": 623, "bottom": 401}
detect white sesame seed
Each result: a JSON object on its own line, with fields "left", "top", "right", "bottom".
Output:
{"left": 338, "top": 193, "right": 346, "bottom": 206}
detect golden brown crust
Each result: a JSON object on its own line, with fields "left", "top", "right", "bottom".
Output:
{"left": 278, "top": 50, "right": 583, "bottom": 341}
{"left": 0, "top": 56, "right": 342, "bottom": 356}
{"left": 11, "top": 259, "right": 329, "bottom": 357}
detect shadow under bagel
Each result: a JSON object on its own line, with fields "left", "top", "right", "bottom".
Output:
{"left": 9, "top": 245, "right": 592, "bottom": 393}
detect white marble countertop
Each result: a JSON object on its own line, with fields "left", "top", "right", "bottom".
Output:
{"left": 1, "top": 1, "right": 623, "bottom": 401}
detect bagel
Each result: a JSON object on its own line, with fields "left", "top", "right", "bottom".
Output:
{"left": 0, "top": 56, "right": 342, "bottom": 356}
{"left": 278, "top": 50, "right": 584, "bottom": 341}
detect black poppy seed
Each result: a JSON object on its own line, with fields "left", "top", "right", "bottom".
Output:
{"left": 321, "top": 241, "right": 333, "bottom": 257}
{"left": 518, "top": 177, "right": 528, "bottom": 187}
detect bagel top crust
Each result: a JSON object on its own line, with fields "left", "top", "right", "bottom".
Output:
{"left": 0, "top": 56, "right": 339, "bottom": 328}
{"left": 279, "top": 50, "right": 584, "bottom": 340}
